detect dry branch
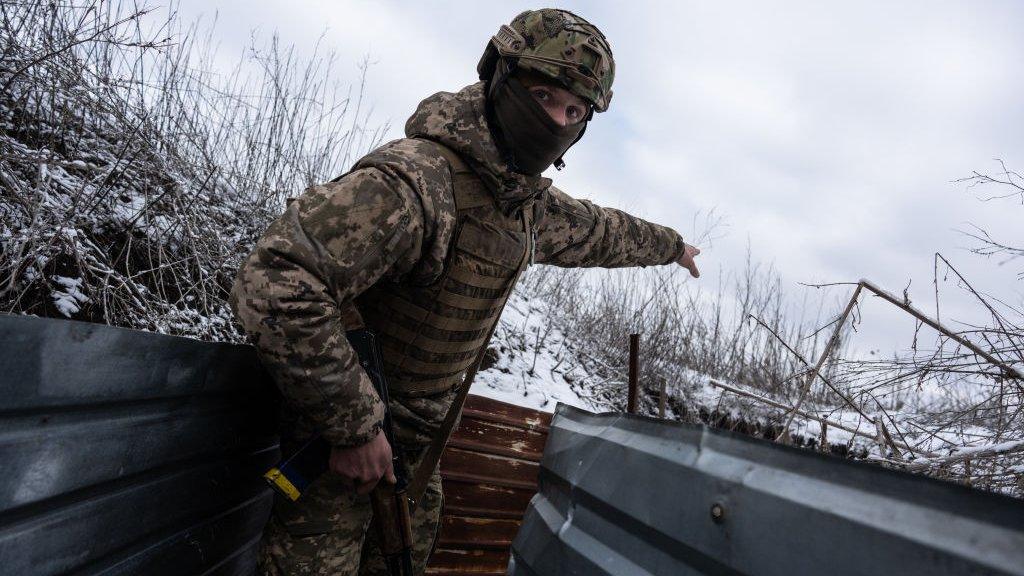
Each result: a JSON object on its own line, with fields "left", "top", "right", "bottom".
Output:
{"left": 707, "top": 378, "right": 939, "bottom": 458}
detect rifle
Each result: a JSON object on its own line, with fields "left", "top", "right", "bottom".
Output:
{"left": 356, "top": 329, "right": 415, "bottom": 576}
{"left": 263, "top": 329, "right": 413, "bottom": 576}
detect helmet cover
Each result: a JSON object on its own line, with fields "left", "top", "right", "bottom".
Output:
{"left": 479, "top": 9, "right": 615, "bottom": 112}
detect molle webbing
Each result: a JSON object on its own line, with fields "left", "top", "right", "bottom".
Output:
{"left": 356, "top": 142, "right": 532, "bottom": 397}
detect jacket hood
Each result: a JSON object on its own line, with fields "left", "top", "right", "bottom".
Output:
{"left": 405, "top": 81, "right": 551, "bottom": 215}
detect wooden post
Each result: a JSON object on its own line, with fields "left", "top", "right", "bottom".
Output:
{"left": 627, "top": 334, "right": 639, "bottom": 414}
{"left": 658, "top": 377, "right": 667, "bottom": 419}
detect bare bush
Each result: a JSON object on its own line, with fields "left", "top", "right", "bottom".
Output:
{"left": 722, "top": 166, "right": 1024, "bottom": 496}
{"left": 519, "top": 246, "right": 839, "bottom": 424}
{"left": 955, "top": 159, "right": 1024, "bottom": 279}
{"left": 518, "top": 170, "right": 1022, "bottom": 496}
{"left": 0, "top": 0, "right": 385, "bottom": 340}
{"left": 788, "top": 268, "right": 1024, "bottom": 495}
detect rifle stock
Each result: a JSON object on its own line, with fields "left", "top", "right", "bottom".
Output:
{"left": 354, "top": 329, "right": 414, "bottom": 576}
{"left": 370, "top": 482, "right": 414, "bottom": 565}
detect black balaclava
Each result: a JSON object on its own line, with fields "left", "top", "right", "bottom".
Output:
{"left": 488, "top": 63, "right": 587, "bottom": 176}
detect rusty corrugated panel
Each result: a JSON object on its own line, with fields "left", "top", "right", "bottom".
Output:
{"left": 427, "top": 395, "right": 551, "bottom": 576}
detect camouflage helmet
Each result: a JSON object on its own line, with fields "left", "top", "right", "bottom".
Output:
{"left": 477, "top": 9, "right": 615, "bottom": 112}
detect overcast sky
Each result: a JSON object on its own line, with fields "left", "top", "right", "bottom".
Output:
{"left": 176, "top": 0, "right": 1024, "bottom": 354}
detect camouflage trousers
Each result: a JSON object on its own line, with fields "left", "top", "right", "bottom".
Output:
{"left": 257, "top": 446, "right": 443, "bottom": 576}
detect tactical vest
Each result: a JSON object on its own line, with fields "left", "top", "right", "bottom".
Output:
{"left": 355, "top": 142, "right": 534, "bottom": 397}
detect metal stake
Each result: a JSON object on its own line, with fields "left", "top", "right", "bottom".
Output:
{"left": 627, "top": 334, "right": 639, "bottom": 414}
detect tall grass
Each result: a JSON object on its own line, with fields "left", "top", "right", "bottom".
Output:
{"left": 520, "top": 254, "right": 840, "bottom": 420}
{"left": 0, "top": 0, "right": 386, "bottom": 340}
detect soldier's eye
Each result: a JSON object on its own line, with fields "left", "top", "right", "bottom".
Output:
{"left": 566, "top": 106, "right": 583, "bottom": 122}
{"left": 530, "top": 88, "right": 550, "bottom": 102}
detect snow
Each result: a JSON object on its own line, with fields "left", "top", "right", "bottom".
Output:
{"left": 474, "top": 287, "right": 602, "bottom": 414}
{"left": 51, "top": 275, "right": 89, "bottom": 317}
{"left": 949, "top": 439, "right": 1024, "bottom": 457}
{"left": 472, "top": 284, "right": 1021, "bottom": 484}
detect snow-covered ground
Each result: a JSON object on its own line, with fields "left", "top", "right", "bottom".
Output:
{"left": 475, "top": 280, "right": 1022, "bottom": 496}
{"left": 475, "top": 288, "right": 602, "bottom": 414}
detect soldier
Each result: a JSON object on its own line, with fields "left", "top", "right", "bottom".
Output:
{"left": 230, "top": 8, "right": 701, "bottom": 576}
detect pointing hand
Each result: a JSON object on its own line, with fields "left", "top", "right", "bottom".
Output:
{"left": 676, "top": 244, "right": 701, "bottom": 278}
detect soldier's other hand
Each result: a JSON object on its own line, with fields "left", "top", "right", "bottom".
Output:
{"left": 329, "top": 430, "right": 398, "bottom": 495}
{"left": 676, "top": 244, "right": 701, "bottom": 278}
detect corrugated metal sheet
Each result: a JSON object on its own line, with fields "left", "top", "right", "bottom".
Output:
{"left": 0, "top": 315, "right": 278, "bottom": 575}
{"left": 510, "top": 404, "right": 1024, "bottom": 576}
{"left": 12, "top": 314, "right": 1019, "bottom": 575}
{"left": 0, "top": 315, "right": 555, "bottom": 574}
{"left": 427, "top": 395, "right": 551, "bottom": 576}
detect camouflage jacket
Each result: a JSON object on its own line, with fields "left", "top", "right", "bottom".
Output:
{"left": 230, "top": 82, "right": 686, "bottom": 448}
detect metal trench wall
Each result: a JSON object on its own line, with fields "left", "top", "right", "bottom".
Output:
{"left": 0, "top": 314, "right": 555, "bottom": 576}
{"left": 7, "top": 314, "right": 1023, "bottom": 575}
{"left": 510, "top": 404, "right": 1024, "bottom": 576}
{"left": 0, "top": 315, "right": 279, "bottom": 575}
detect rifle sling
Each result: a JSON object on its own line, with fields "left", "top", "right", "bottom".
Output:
{"left": 404, "top": 327, "right": 491, "bottom": 510}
